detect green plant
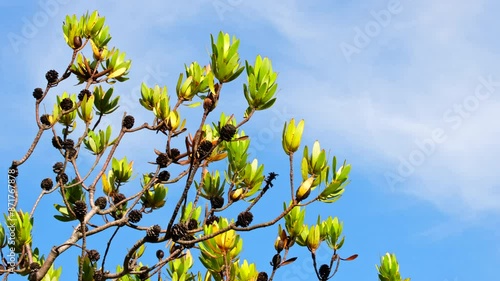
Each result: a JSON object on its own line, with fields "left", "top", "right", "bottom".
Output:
{"left": 2, "top": 10, "right": 409, "bottom": 281}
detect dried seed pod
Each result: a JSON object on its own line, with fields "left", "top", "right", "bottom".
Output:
{"left": 40, "top": 178, "right": 53, "bottom": 191}
{"left": 33, "top": 88, "right": 43, "bottom": 100}
{"left": 210, "top": 195, "right": 224, "bottom": 209}
{"left": 78, "top": 89, "right": 92, "bottom": 101}
{"left": 45, "top": 70, "right": 59, "bottom": 84}
{"left": 88, "top": 249, "right": 100, "bottom": 262}
{"left": 156, "top": 249, "right": 164, "bottom": 260}
{"left": 257, "top": 272, "right": 269, "bottom": 281}
{"left": 74, "top": 200, "right": 87, "bottom": 221}
{"left": 40, "top": 114, "right": 51, "bottom": 126}
{"left": 236, "top": 211, "right": 253, "bottom": 227}
{"left": 155, "top": 153, "right": 169, "bottom": 168}
{"left": 128, "top": 209, "right": 143, "bottom": 223}
{"left": 319, "top": 264, "right": 331, "bottom": 280}
{"left": 146, "top": 224, "right": 161, "bottom": 238}
{"left": 95, "top": 197, "right": 107, "bottom": 209}
{"left": 170, "top": 223, "right": 187, "bottom": 241}
{"left": 60, "top": 98, "right": 73, "bottom": 111}
{"left": 52, "top": 162, "right": 64, "bottom": 174}
{"left": 52, "top": 136, "right": 63, "bottom": 149}
{"left": 220, "top": 124, "right": 236, "bottom": 141}
{"left": 158, "top": 170, "right": 170, "bottom": 182}
{"left": 122, "top": 115, "right": 135, "bottom": 129}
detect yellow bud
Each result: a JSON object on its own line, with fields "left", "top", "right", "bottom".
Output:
{"left": 167, "top": 110, "right": 180, "bottom": 131}
{"left": 306, "top": 225, "right": 321, "bottom": 253}
{"left": 296, "top": 176, "right": 315, "bottom": 202}
{"left": 274, "top": 236, "right": 285, "bottom": 252}
{"left": 282, "top": 119, "right": 305, "bottom": 154}
{"left": 229, "top": 188, "right": 244, "bottom": 201}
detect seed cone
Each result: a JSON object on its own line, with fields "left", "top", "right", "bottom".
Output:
{"left": 158, "top": 170, "right": 170, "bottom": 182}
{"left": 88, "top": 249, "right": 100, "bottom": 262}
{"left": 138, "top": 266, "right": 149, "bottom": 280}
{"left": 95, "top": 197, "right": 107, "bottom": 209}
{"left": 52, "top": 136, "right": 63, "bottom": 149}
{"left": 93, "top": 270, "right": 104, "bottom": 281}
{"left": 40, "top": 114, "right": 51, "bottom": 126}
{"left": 187, "top": 218, "right": 198, "bottom": 230}
{"left": 41, "top": 178, "right": 53, "bottom": 191}
{"left": 122, "top": 115, "right": 135, "bottom": 129}
{"left": 128, "top": 209, "right": 142, "bottom": 223}
{"left": 168, "top": 148, "right": 180, "bottom": 159}
{"left": 33, "top": 88, "right": 43, "bottom": 100}
{"left": 63, "top": 139, "right": 74, "bottom": 149}
{"left": 60, "top": 98, "right": 73, "bottom": 111}
{"left": 29, "top": 262, "right": 41, "bottom": 273}
{"left": 210, "top": 196, "right": 224, "bottom": 209}
{"left": 196, "top": 140, "right": 213, "bottom": 159}
{"left": 146, "top": 224, "right": 161, "bottom": 238}
{"left": 45, "top": 70, "right": 59, "bottom": 84}
{"left": 156, "top": 153, "right": 169, "bottom": 168}
{"left": 170, "top": 223, "right": 187, "bottom": 241}
{"left": 78, "top": 89, "right": 91, "bottom": 101}
{"left": 220, "top": 124, "right": 237, "bottom": 141}
{"left": 236, "top": 211, "right": 253, "bottom": 227}
{"left": 206, "top": 215, "right": 219, "bottom": 225}
{"left": 66, "top": 148, "right": 77, "bottom": 159}
{"left": 257, "top": 272, "right": 269, "bottom": 281}
{"left": 113, "top": 193, "right": 126, "bottom": 205}
{"left": 52, "top": 162, "right": 64, "bottom": 174}
{"left": 74, "top": 200, "right": 87, "bottom": 221}
{"left": 56, "top": 172, "right": 68, "bottom": 185}
{"left": 319, "top": 264, "right": 331, "bottom": 279}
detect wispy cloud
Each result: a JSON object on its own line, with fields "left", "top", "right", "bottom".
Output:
{"left": 235, "top": 0, "right": 500, "bottom": 215}
{"left": 5, "top": 0, "right": 500, "bottom": 215}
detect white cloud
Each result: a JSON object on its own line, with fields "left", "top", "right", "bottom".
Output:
{"left": 236, "top": 0, "right": 500, "bottom": 214}
{"left": 6, "top": 0, "right": 500, "bottom": 215}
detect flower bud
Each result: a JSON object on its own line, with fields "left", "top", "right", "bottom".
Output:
{"left": 306, "top": 225, "right": 321, "bottom": 253}
{"left": 282, "top": 119, "right": 304, "bottom": 154}
{"left": 229, "top": 188, "right": 244, "bottom": 201}
{"left": 296, "top": 176, "right": 315, "bottom": 202}
{"left": 73, "top": 36, "right": 82, "bottom": 49}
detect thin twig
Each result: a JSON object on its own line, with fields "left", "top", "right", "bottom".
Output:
{"left": 101, "top": 226, "right": 121, "bottom": 272}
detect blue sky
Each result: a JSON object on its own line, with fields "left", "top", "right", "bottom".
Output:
{"left": 1, "top": 0, "right": 500, "bottom": 280}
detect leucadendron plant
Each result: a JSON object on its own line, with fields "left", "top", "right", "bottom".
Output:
{"left": 2, "top": 10, "right": 409, "bottom": 281}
